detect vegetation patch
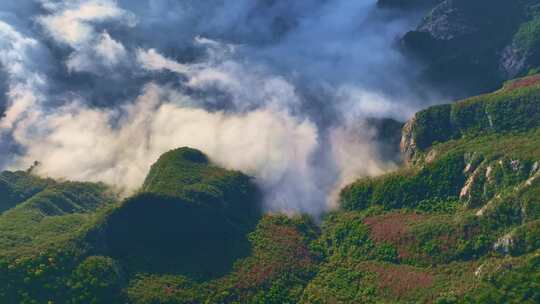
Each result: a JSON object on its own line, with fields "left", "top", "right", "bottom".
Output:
{"left": 364, "top": 212, "right": 424, "bottom": 260}
{"left": 364, "top": 262, "right": 435, "bottom": 300}
{"left": 504, "top": 74, "right": 540, "bottom": 91}
{"left": 101, "top": 148, "right": 261, "bottom": 281}
{"left": 0, "top": 171, "right": 55, "bottom": 214}
{"left": 340, "top": 152, "right": 465, "bottom": 212}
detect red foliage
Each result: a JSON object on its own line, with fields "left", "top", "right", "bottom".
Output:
{"left": 233, "top": 223, "right": 314, "bottom": 290}
{"left": 436, "top": 234, "right": 458, "bottom": 253}
{"left": 364, "top": 213, "right": 421, "bottom": 243}
{"left": 364, "top": 213, "right": 424, "bottom": 260}
{"left": 365, "top": 263, "right": 434, "bottom": 299}
{"left": 164, "top": 285, "right": 175, "bottom": 295}
{"left": 505, "top": 74, "right": 540, "bottom": 91}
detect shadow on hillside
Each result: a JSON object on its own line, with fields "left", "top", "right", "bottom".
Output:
{"left": 102, "top": 193, "right": 261, "bottom": 281}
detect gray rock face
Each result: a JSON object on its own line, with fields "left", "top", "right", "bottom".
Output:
{"left": 417, "top": 0, "right": 477, "bottom": 41}
{"left": 414, "top": 0, "right": 521, "bottom": 45}
{"left": 494, "top": 232, "right": 516, "bottom": 254}
{"left": 401, "top": 0, "right": 526, "bottom": 97}
{"left": 400, "top": 117, "right": 417, "bottom": 165}
{"left": 500, "top": 43, "right": 529, "bottom": 79}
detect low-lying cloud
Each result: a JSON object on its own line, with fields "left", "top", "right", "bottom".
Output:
{"left": 11, "top": 84, "right": 322, "bottom": 212}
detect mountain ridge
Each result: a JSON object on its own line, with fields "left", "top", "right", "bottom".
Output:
{"left": 2, "top": 2, "right": 540, "bottom": 302}
{"left": 1, "top": 74, "right": 539, "bottom": 303}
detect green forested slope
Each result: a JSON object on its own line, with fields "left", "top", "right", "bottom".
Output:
{"left": 0, "top": 171, "right": 55, "bottom": 213}
{"left": 323, "top": 75, "right": 540, "bottom": 303}
{"left": 0, "top": 180, "right": 118, "bottom": 303}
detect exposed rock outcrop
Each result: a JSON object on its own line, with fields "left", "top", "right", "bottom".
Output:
{"left": 494, "top": 232, "right": 516, "bottom": 254}
{"left": 500, "top": 43, "right": 529, "bottom": 79}
{"left": 401, "top": 0, "right": 527, "bottom": 97}
{"left": 400, "top": 117, "right": 418, "bottom": 166}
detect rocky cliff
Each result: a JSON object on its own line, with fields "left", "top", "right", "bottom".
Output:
{"left": 402, "top": 0, "right": 540, "bottom": 97}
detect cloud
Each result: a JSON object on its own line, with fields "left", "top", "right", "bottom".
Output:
{"left": 94, "top": 31, "right": 127, "bottom": 65}
{"left": 38, "top": 0, "right": 134, "bottom": 74}
{"left": 1, "top": 85, "right": 39, "bottom": 130}
{"left": 336, "top": 85, "right": 417, "bottom": 122}
{"left": 0, "top": 20, "right": 47, "bottom": 130}
{"left": 0, "top": 0, "right": 436, "bottom": 215}
{"left": 137, "top": 43, "right": 301, "bottom": 112}
{"left": 11, "top": 84, "right": 324, "bottom": 213}
{"left": 327, "top": 123, "right": 398, "bottom": 207}
{"left": 67, "top": 31, "right": 127, "bottom": 73}
{"left": 136, "top": 48, "right": 189, "bottom": 74}
{"left": 38, "top": 0, "right": 135, "bottom": 46}
{"left": 0, "top": 21, "right": 45, "bottom": 88}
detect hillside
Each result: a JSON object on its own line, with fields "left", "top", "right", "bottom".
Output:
{"left": 0, "top": 75, "right": 539, "bottom": 303}
{"left": 3, "top": 0, "right": 540, "bottom": 303}
{"left": 326, "top": 75, "right": 540, "bottom": 303}
{"left": 0, "top": 177, "right": 118, "bottom": 303}
{"left": 101, "top": 148, "right": 262, "bottom": 281}
{"left": 0, "top": 148, "right": 265, "bottom": 303}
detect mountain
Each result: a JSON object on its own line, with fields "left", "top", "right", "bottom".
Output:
{"left": 2, "top": 2, "right": 540, "bottom": 302}
{"left": 327, "top": 74, "right": 540, "bottom": 303}
{"left": 101, "top": 147, "right": 262, "bottom": 281}
{"left": 1, "top": 74, "right": 539, "bottom": 303}
{"left": 0, "top": 147, "right": 264, "bottom": 303}
{"left": 400, "top": 0, "right": 540, "bottom": 98}
{"left": 0, "top": 170, "right": 55, "bottom": 213}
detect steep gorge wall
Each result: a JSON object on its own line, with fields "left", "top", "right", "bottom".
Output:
{"left": 400, "top": 75, "right": 540, "bottom": 164}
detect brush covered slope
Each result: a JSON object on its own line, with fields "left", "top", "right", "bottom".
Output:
{"left": 327, "top": 74, "right": 540, "bottom": 303}
{"left": 0, "top": 174, "right": 119, "bottom": 303}
{"left": 1, "top": 78, "right": 540, "bottom": 303}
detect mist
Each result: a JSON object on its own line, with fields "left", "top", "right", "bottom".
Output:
{"left": 0, "top": 0, "right": 436, "bottom": 215}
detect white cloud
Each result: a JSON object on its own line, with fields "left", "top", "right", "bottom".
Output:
{"left": 0, "top": 20, "right": 46, "bottom": 130}
{"left": 67, "top": 31, "right": 127, "bottom": 73}
{"left": 38, "top": 0, "right": 134, "bottom": 74}
{"left": 137, "top": 48, "right": 189, "bottom": 74}
{"left": 11, "top": 84, "right": 322, "bottom": 214}
{"left": 137, "top": 42, "right": 301, "bottom": 112}
{"left": 336, "top": 85, "right": 416, "bottom": 122}
{"left": 95, "top": 31, "right": 126, "bottom": 65}
{"left": 0, "top": 21, "right": 44, "bottom": 85}
{"left": 0, "top": 85, "right": 40, "bottom": 130}
{"left": 38, "top": 0, "right": 135, "bottom": 46}
{"left": 0, "top": 1, "right": 419, "bottom": 215}
{"left": 327, "top": 124, "right": 398, "bottom": 207}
